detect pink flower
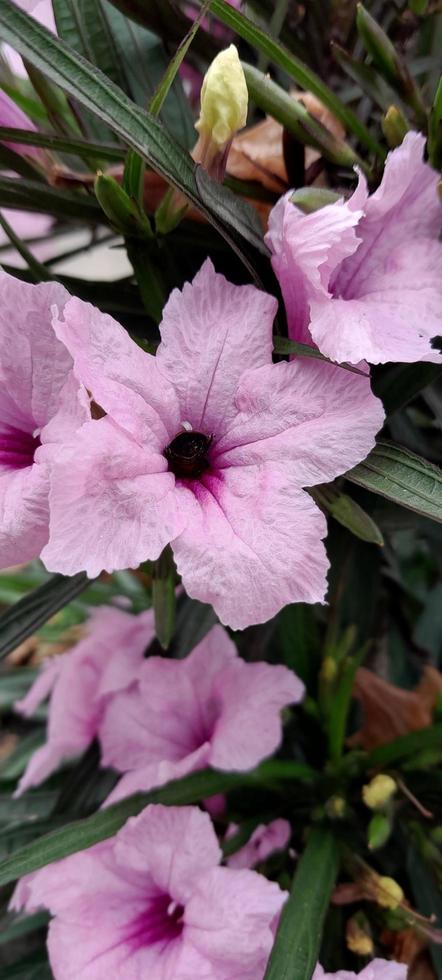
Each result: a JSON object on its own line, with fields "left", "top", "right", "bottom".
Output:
{"left": 312, "top": 961, "right": 406, "bottom": 979}
{"left": 266, "top": 132, "right": 442, "bottom": 365}
{"left": 99, "top": 623, "right": 304, "bottom": 803}
{"left": 14, "top": 804, "right": 287, "bottom": 979}
{"left": 41, "top": 258, "right": 384, "bottom": 628}
{"left": 14, "top": 605, "right": 154, "bottom": 795}
{"left": 0, "top": 89, "right": 47, "bottom": 164}
{"left": 0, "top": 271, "right": 89, "bottom": 570}
{"left": 226, "top": 818, "right": 291, "bottom": 869}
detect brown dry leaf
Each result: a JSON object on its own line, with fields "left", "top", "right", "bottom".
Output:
{"left": 6, "top": 623, "right": 85, "bottom": 668}
{"left": 0, "top": 732, "right": 18, "bottom": 763}
{"left": 348, "top": 666, "right": 440, "bottom": 750}
{"left": 381, "top": 930, "right": 436, "bottom": 979}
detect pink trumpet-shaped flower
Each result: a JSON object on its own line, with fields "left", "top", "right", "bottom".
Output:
{"left": 226, "top": 818, "right": 291, "bottom": 869}
{"left": 14, "top": 605, "right": 155, "bottom": 795}
{"left": 0, "top": 271, "right": 89, "bottom": 569}
{"left": 267, "top": 132, "right": 442, "bottom": 365}
{"left": 99, "top": 623, "right": 304, "bottom": 803}
{"left": 312, "top": 961, "right": 406, "bottom": 979}
{"left": 13, "top": 804, "right": 287, "bottom": 980}
{"left": 41, "top": 258, "right": 384, "bottom": 629}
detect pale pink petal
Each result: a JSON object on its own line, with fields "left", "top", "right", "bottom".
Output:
{"left": 172, "top": 464, "right": 329, "bottom": 629}
{"left": 0, "top": 89, "right": 46, "bottom": 163}
{"left": 104, "top": 750, "right": 210, "bottom": 806}
{"left": 265, "top": 190, "right": 364, "bottom": 345}
{"left": 0, "top": 461, "right": 49, "bottom": 568}
{"left": 14, "top": 738, "right": 84, "bottom": 797}
{"left": 210, "top": 662, "right": 303, "bottom": 770}
{"left": 41, "top": 417, "right": 186, "bottom": 577}
{"left": 312, "top": 961, "right": 407, "bottom": 980}
{"left": 227, "top": 819, "right": 291, "bottom": 869}
{"left": 214, "top": 358, "right": 384, "bottom": 484}
{"left": 15, "top": 655, "right": 62, "bottom": 717}
{"left": 156, "top": 258, "right": 277, "bottom": 433}
{"left": 53, "top": 297, "right": 180, "bottom": 445}
{"left": 185, "top": 866, "right": 286, "bottom": 973}
{"left": 115, "top": 805, "right": 221, "bottom": 903}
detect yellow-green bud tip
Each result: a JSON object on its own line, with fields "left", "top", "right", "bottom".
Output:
{"left": 362, "top": 774, "right": 396, "bottom": 810}
{"left": 346, "top": 919, "right": 374, "bottom": 957}
{"left": 375, "top": 876, "right": 404, "bottom": 910}
{"left": 196, "top": 45, "right": 248, "bottom": 148}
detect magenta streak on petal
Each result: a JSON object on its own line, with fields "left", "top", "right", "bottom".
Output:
{"left": 124, "top": 893, "right": 184, "bottom": 951}
{"left": 0, "top": 424, "right": 41, "bottom": 470}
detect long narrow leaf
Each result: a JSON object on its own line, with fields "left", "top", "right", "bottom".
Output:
{"left": 264, "top": 828, "right": 340, "bottom": 980}
{"left": 347, "top": 441, "right": 442, "bottom": 523}
{"left": 0, "top": 573, "right": 89, "bottom": 661}
{"left": 0, "top": 126, "right": 125, "bottom": 160}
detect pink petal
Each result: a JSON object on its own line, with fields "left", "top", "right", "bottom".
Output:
{"left": 156, "top": 258, "right": 277, "bottom": 435}
{"left": 0, "top": 461, "right": 49, "bottom": 568}
{"left": 210, "top": 662, "right": 304, "bottom": 770}
{"left": 214, "top": 357, "right": 384, "bottom": 483}
{"left": 226, "top": 819, "right": 291, "bottom": 869}
{"left": 312, "top": 961, "right": 407, "bottom": 980}
{"left": 15, "top": 655, "right": 62, "bottom": 717}
{"left": 0, "top": 89, "right": 46, "bottom": 163}
{"left": 103, "top": 750, "right": 210, "bottom": 806}
{"left": 172, "top": 464, "right": 329, "bottom": 629}
{"left": 41, "top": 417, "right": 186, "bottom": 577}
{"left": 265, "top": 190, "right": 364, "bottom": 345}
{"left": 53, "top": 297, "right": 180, "bottom": 445}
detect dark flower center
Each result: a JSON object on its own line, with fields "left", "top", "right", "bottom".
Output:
{"left": 126, "top": 893, "right": 185, "bottom": 951}
{"left": 0, "top": 424, "right": 41, "bottom": 470}
{"left": 164, "top": 430, "right": 212, "bottom": 479}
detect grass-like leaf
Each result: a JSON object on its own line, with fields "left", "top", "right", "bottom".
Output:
{"left": 347, "top": 441, "right": 442, "bottom": 523}
{"left": 264, "top": 828, "right": 340, "bottom": 980}
{"left": 0, "top": 573, "right": 89, "bottom": 661}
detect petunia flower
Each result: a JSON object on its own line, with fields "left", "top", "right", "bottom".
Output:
{"left": 312, "top": 961, "right": 406, "bottom": 979}
{"left": 98, "top": 623, "right": 304, "bottom": 803}
{"left": 41, "top": 258, "right": 384, "bottom": 629}
{"left": 226, "top": 818, "right": 291, "bottom": 869}
{"left": 13, "top": 804, "right": 287, "bottom": 980}
{"left": 14, "top": 605, "right": 154, "bottom": 795}
{"left": 0, "top": 271, "right": 89, "bottom": 570}
{"left": 266, "top": 132, "right": 442, "bottom": 365}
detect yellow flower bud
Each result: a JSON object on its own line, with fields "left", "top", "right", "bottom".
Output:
{"left": 346, "top": 918, "right": 374, "bottom": 957}
{"left": 320, "top": 656, "right": 337, "bottom": 684}
{"left": 196, "top": 45, "right": 248, "bottom": 147}
{"left": 362, "top": 774, "right": 396, "bottom": 810}
{"left": 375, "top": 875, "right": 404, "bottom": 910}
{"left": 326, "top": 795, "right": 346, "bottom": 819}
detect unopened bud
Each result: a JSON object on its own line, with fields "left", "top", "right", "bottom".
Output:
{"left": 196, "top": 45, "right": 248, "bottom": 148}
{"left": 374, "top": 875, "right": 404, "bottom": 909}
{"left": 291, "top": 187, "right": 340, "bottom": 214}
{"left": 368, "top": 812, "right": 391, "bottom": 850}
{"left": 346, "top": 916, "right": 374, "bottom": 956}
{"left": 94, "top": 172, "right": 152, "bottom": 238}
{"left": 320, "top": 656, "right": 337, "bottom": 684}
{"left": 326, "top": 795, "right": 346, "bottom": 819}
{"left": 382, "top": 106, "right": 410, "bottom": 148}
{"left": 362, "top": 774, "right": 396, "bottom": 810}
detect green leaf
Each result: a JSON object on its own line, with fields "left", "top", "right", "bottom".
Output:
{"left": 277, "top": 603, "right": 321, "bottom": 691}
{"left": 0, "top": 911, "right": 49, "bottom": 947}
{"left": 173, "top": 595, "right": 218, "bottom": 659}
{"left": 311, "top": 486, "right": 384, "bottom": 546}
{"left": 429, "top": 76, "right": 442, "bottom": 169}
{"left": 0, "top": 731, "right": 45, "bottom": 781}
{"left": 0, "top": 175, "right": 103, "bottom": 222}
{"left": 0, "top": 761, "right": 311, "bottom": 885}
{"left": 207, "top": 0, "right": 385, "bottom": 159}
{"left": 264, "top": 828, "right": 340, "bottom": 980}
{"left": 331, "top": 41, "right": 394, "bottom": 112}
{"left": 0, "top": 572, "right": 89, "bottom": 661}
{"left": 0, "top": 0, "right": 265, "bottom": 276}
{"left": 106, "top": 0, "right": 218, "bottom": 60}
{"left": 148, "top": 0, "right": 210, "bottom": 119}
{"left": 0, "top": 126, "right": 125, "bottom": 160}
{"left": 407, "top": 844, "right": 442, "bottom": 975}
{"left": 327, "top": 651, "right": 366, "bottom": 763}
{"left": 0, "top": 667, "right": 39, "bottom": 711}
{"left": 365, "top": 723, "right": 442, "bottom": 768}
{"left": 273, "top": 336, "right": 369, "bottom": 378}
{"left": 0, "top": 952, "right": 52, "bottom": 980}
{"left": 346, "top": 441, "right": 442, "bottom": 524}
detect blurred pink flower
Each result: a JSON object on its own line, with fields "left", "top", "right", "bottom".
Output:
{"left": 0, "top": 89, "right": 47, "bottom": 164}
{"left": 226, "top": 818, "right": 291, "bottom": 869}
{"left": 0, "top": 271, "right": 89, "bottom": 570}
{"left": 99, "top": 623, "right": 304, "bottom": 803}
{"left": 267, "top": 132, "right": 442, "bottom": 365}
{"left": 14, "top": 605, "right": 154, "bottom": 795}
{"left": 312, "top": 961, "right": 406, "bottom": 979}
{"left": 41, "top": 258, "right": 384, "bottom": 628}
{"left": 13, "top": 804, "right": 287, "bottom": 979}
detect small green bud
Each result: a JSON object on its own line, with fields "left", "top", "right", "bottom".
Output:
{"left": 290, "top": 187, "right": 341, "bottom": 214}
{"left": 368, "top": 812, "right": 392, "bottom": 850}
{"left": 94, "top": 172, "right": 152, "bottom": 238}
{"left": 381, "top": 106, "right": 410, "bottom": 148}
{"left": 357, "top": 4, "right": 427, "bottom": 123}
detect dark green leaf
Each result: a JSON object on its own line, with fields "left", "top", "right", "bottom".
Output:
{"left": 407, "top": 844, "right": 442, "bottom": 975}
{"left": 0, "top": 175, "right": 103, "bottom": 223}
{"left": 347, "top": 441, "right": 442, "bottom": 524}
{"left": 0, "top": 127, "right": 125, "bottom": 160}
{"left": 365, "top": 723, "right": 442, "bottom": 768}
{"left": 311, "top": 486, "right": 384, "bottom": 546}
{"left": 0, "top": 731, "right": 45, "bottom": 781}
{"left": 372, "top": 362, "right": 442, "bottom": 415}
{"left": 0, "top": 0, "right": 265, "bottom": 275}
{"left": 173, "top": 595, "right": 218, "bottom": 659}
{"left": 0, "top": 668, "right": 39, "bottom": 711}
{"left": 277, "top": 603, "right": 321, "bottom": 691}
{"left": 264, "top": 828, "right": 340, "bottom": 980}
{"left": 331, "top": 42, "right": 394, "bottom": 112}
{"left": 0, "top": 911, "right": 49, "bottom": 947}
{"left": 0, "top": 572, "right": 89, "bottom": 661}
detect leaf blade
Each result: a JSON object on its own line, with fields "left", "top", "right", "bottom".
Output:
{"left": 346, "top": 441, "right": 442, "bottom": 524}
{"left": 0, "top": 573, "right": 89, "bottom": 661}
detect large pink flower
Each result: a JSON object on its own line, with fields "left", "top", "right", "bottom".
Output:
{"left": 266, "top": 132, "right": 442, "bottom": 365}
{"left": 14, "top": 804, "right": 287, "bottom": 979}
{"left": 41, "top": 258, "right": 384, "bottom": 628}
{"left": 312, "top": 962, "right": 406, "bottom": 979}
{"left": 0, "top": 271, "right": 89, "bottom": 569}
{"left": 14, "top": 605, "right": 154, "bottom": 795}
{"left": 99, "top": 623, "right": 304, "bottom": 803}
